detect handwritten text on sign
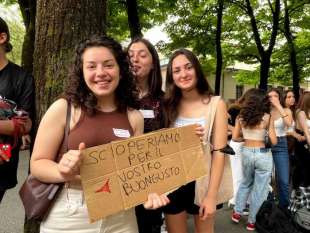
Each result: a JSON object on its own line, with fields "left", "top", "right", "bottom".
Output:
{"left": 80, "top": 125, "right": 207, "bottom": 222}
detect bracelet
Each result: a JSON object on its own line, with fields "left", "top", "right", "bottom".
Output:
{"left": 281, "top": 114, "right": 288, "bottom": 118}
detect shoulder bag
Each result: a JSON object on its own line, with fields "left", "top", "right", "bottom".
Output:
{"left": 194, "top": 96, "right": 233, "bottom": 205}
{"left": 19, "top": 101, "right": 71, "bottom": 221}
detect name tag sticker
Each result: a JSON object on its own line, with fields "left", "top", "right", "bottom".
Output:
{"left": 113, "top": 128, "right": 131, "bottom": 138}
{"left": 139, "top": 109, "right": 155, "bottom": 119}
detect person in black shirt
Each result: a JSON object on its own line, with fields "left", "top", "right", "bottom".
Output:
{"left": 127, "top": 38, "right": 164, "bottom": 233}
{"left": 0, "top": 17, "right": 35, "bottom": 203}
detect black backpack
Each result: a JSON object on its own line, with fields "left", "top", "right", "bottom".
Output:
{"left": 256, "top": 199, "right": 301, "bottom": 233}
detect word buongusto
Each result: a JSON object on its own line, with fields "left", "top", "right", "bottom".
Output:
{"left": 119, "top": 160, "right": 181, "bottom": 196}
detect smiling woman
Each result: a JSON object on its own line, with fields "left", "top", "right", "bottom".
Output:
{"left": 82, "top": 46, "right": 121, "bottom": 100}
{"left": 29, "top": 35, "right": 170, "bottom": 233}
{"left": 163, "top": 49, "right": 227, "bottom": 233}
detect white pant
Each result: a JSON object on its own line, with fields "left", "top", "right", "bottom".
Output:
{"left": 40, "top": 188, "right": 138, "bottom": 233}
{"left": 229, "top": 140, "right": 244, "bottom": 205}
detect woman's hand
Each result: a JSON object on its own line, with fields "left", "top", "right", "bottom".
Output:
{"left": 57, "top": 142, "right": 85, "bottom": 181}
{"left": 195, "top": 124, "right": 205, "bottom": 142}
{"left": 199, "top": 196, "right": 217, "bottom": 220}
{"left": 143, "top": 193, "right": 170, "bottom": 210}
{"left": 270, "top": 97, "right": 281, "bottom": 109}
{"left": 296, "top": 134, "right": 306, "bottom": 142}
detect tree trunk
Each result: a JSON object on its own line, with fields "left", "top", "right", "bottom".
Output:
{"left": 18, "top": 0, "right": 36, "bottom": 73}
{"left": 284, "top": 0, "right": 300, "bottom": 101}
{"left": 34, "top": 0, "right": 107, "bottom": 121}
{"left": 18, "top": 0, "right": 37, "bottom": 143}
{"left": 215, "top": 0, "right": 224, "bottom": 95}
{"left": 126, "top": 0, "right": 143, "bottom": 39}
{"left": 244, "top": 0, "right": 280, "bottom": 90}
{"left": 259, "top": 56, "right": 271, "bottom": 90}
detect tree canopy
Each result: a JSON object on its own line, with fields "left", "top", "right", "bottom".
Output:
{"left": 3, "top": 0, "right": 310, "bottom": 90}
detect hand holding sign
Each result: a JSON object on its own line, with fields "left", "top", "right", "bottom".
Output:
{"left": 194, "top": 124, "right": 205, "bottom": 142}
{"left": 143, "top": 193, "right": 170, "bottom": 210}
{"left": 80, "top": 125, "right": 208, "bottom": 222}
{"left": 58, "top": 142, "right": 85, "bottom": 181}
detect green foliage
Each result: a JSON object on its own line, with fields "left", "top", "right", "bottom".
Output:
{"left": 1, "top": 0, "right": 17, "bottom": 5}
{"left": 106, "top": 0, "right": 175, "bottom": 41}
{"left": 158, "top": 0, "right": 310, "bottom": 87}
{"left": 157, "top": 0, "right": 219, "bottom": 75}
{"left": 0, "top": 3, "right": 25, "bottom": 65}
{"left": 269, "top": 1, "right": 310, "bottom": 85}
{"left": 234, "top": 69, "right": 260, "bottom": 85}
{"left": 159, "top": 0, "right": 282, "bottom": 76}
{"left": 295, "top": 31, "right": 310, "bottom": 79}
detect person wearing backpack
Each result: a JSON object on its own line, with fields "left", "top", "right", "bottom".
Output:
{"left": 231, "top": 88, "right": 277, "bottom": 231}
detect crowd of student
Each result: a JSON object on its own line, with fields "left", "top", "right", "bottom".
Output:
{"left": 228, "top": 87, "right": 310, "bottom": 231}
{"left": 0, "top": 16, "right": 226, "bottom": 233}
{"left": 1, "top": 14, "right": 310, "bottom": 233}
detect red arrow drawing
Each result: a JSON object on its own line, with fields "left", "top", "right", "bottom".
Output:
{"left": 95, "top": 179, "right": 111, "bottom": 193}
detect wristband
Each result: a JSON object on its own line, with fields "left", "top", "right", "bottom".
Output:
{"left": 281, "top": 114, "right": 288, "bottom": 118}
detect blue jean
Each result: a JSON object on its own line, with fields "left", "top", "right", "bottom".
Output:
{"left": 234, "top": 147, "right": 273, "bottom": 224}
{"left": 271, "top": 136, "right": 289, "bottom": 207}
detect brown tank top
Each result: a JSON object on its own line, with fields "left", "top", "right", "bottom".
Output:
{"left": 67, "top": 108, "right": 134, "bottom": 150}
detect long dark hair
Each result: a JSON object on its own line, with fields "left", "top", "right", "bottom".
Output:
{"left": 298, "top": 92, "right": 310, "bottom": 120}
{"left": 164, "top": 49, "right": 213, "bottom": 126}
{"left": 64, "top": 35, "right": 139, "bottom": 114}
{"left": 127, "top": 37, "right": 163, "bottom": 97}
{"left": 283, "top": 90, "right": 296, "bottom": 119}
{"left": 239, "top": 88, "right": 271, "bottom": 127}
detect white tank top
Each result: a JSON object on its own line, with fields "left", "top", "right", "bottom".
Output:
{"left": 287, "top": 121, "right": 295, "bottom": 133}
{"left": 241, "top": 128, "right": 266, "bottom": 141}
{"left": 274, "top": 117, "right": 286, "bottom": 137}
{"left": 174, "top": 116, "right": 206, "bottom": 128}
{"left": 240, "top": 115, "right": 268, "bottom": 141}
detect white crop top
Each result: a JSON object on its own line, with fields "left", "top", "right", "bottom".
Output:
{"left": 274, "top": 117, "right": 286, "bottom": 137}
{"left": 240, "top": 115, "right": 268, "bottom": 141}
{"left": 241, "top": 128, "right": 266, "bottom": 141}
{"left": 287, "top": 121, "right": 295, "bottom": 133}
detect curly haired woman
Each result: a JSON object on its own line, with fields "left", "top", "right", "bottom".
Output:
{"left": 231, "top": 88, "right": 277, "bottom": 231}
{"left": 30, "top": 35, "right": 169, "bottom": 233}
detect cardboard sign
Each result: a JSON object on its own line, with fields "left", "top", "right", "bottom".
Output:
{"left": 80, "top": 124, "right": 207, "bottom": 222}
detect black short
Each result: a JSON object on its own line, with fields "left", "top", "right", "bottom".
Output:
{"left": 163, "top": 181, "right": 200, "bottom": 215}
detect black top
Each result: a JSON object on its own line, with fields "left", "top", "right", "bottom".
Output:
{"left": 139, "top": 93, "right": 165, "bottom": 133}
{"left": 228, "top": 106, "right": 240, "bottom": 127}
{"left": 0, "top": 61, "right": 35, "bottom": 189}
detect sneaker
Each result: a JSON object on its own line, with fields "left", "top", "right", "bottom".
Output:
{"left": 228, "top": 199, "right": 235, "bottom": 208}
{"left": 246, "top": 223, "right": 255, "bottom": 231}
{"left": 231, "top": 211, "right": 241, "bottom": 223}
{"left": 243, "top": 204, "right": 250, "bottom": 216}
